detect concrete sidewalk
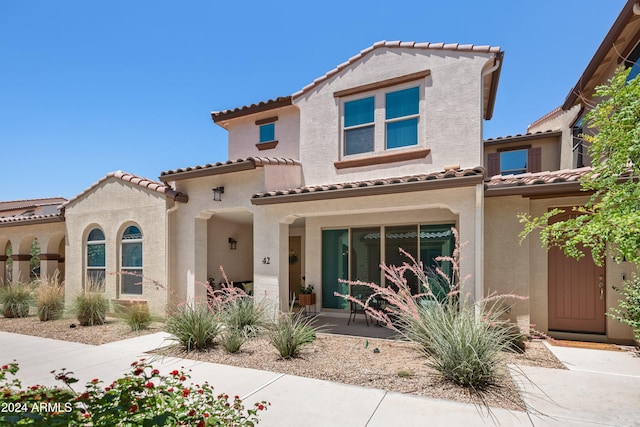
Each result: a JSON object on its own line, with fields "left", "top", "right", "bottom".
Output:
{"left": 1, "top": 331, "right": 639, "bottom": 426}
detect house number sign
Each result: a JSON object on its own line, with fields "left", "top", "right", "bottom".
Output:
{"left": 262, "top": 257, "right": 271, "bottom": 264}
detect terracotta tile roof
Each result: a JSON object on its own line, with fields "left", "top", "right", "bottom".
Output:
{"left": 0, "top": 197, "right": 66, "bottom": 214}
{"left": 526, "top": 106, "right": 563, "bottom": 131}
{"left": 292, "top": 40, "right": 501, "bottom": 99}
{"left": 0, "top": 213, "right": 64, "bottom": 226}
{"left": 483, "top": 129, "right": 562, "bottom": 145}
{"left": 251, "top": 167, "right": 485, "bottom": 204}
{"left": 211, "top": 40, "right": 502, "bottom": 123}
{"left": 62, "top": 171, "right": 188, "bottom": 208}
{"left": 160, "top": 157, "right": 301, "bottom": 181}
{"left": 211, "top": 97, "right": 292, "bottom": 123}
{"left": 484, "top": 167, "right": 594, "bottom": 196}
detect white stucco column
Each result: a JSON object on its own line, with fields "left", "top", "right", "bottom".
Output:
{"left": 253, "top": 212, "right": 289, "bottom": 312}
{"left": 190, "top": 217, "right": 209, "bottom": 304}
{"left": 474, "top": 183, "right": 484, "bottom": 302}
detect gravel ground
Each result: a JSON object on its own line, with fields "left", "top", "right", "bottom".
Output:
{"left": 0, "top": 315, "right": 163, "bottom": 345}
{"left": 0, "top": 315, "right": 565, "bottom": 412}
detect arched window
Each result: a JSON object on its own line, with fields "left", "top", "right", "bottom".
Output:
{"left": 86, "top": 228, "right": 106, "bottom": 291}
{"left": 121, "top": 225, "right": 143, "bottom": 295}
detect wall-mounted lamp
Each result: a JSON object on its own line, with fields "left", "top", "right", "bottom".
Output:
{"left": 228, "top": 237, "right": 237, "bottom": 250}
{"left": 212, "top": 186, "right": 225, "bottom": 201}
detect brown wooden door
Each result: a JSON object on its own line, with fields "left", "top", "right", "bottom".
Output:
{"left": 548, "top": 212, "right": 606, "bottom": 334}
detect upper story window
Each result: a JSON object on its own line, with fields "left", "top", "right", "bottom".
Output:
{"left": 385, "top": 87, "right": 419, "bottom": 149}
{"left": 259, "top": 123, "right": 275, "bottom": 143}
{"left": 343, "top": 86, "right": 420, "bottom": 156}
{"left": 86, "top": 228, "right": 106, "bottom": 291}
{"left": 624, "top": 42, "right": 640, "bottom": 82}
{"left": 500, "top": 149, "right": 528, "bottom": 175}
{"left": 487, "top": 146, "right": 541, "bottom": 176}
{"left": 344, "top": 97, "right": 375, "bottom": 155}
{"left": 121, "top": 225, "right": 143, "bottom": 295}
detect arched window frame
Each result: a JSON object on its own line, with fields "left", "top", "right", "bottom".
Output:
{"left": 86, "top": 227, "right": 106, "bottom": 292}
{"left": 120, "top": 224, "right": 143, "bottom": 295}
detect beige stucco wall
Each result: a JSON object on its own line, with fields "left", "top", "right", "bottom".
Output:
{"left": 227, "top": 105, "right": 300, "bottom": 160}
{"left": 294, "top": 48, "right": 495, "bottom": 186}
{"left": 64, "top": 179, "right": 171, "bottom": 316}
{"left": 486, "top": 193, "right": 636, "bottom": 342}
{"left": 527, "top": 105, "right": 582, "bottom": 170}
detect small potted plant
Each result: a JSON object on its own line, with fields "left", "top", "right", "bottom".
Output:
{"left": 298, "top": 283, "right": 315, "bottom": 307}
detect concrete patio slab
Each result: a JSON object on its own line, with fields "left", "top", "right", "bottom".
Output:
{"left": 544, "top": 341, "right": 640, "bottom": 377}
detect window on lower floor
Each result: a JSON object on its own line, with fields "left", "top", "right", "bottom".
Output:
{"left": 86, "top": 228, "right": 106, "bottom": 292}
{"left": 321, "top": 223, "right": 454, "bottom": 310}
{"left": 121, "top": 225, "right": 143, "bottom": 295}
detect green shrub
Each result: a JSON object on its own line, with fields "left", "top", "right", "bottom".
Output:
{"left": 399, "top": 299, "right": 513, "bottom": 390}
{"left": 216, "top": 296, "right": 268, "bottom": 338}
{"left": 0, "top": 360, "right": 268, "bottom": 426}
{"left": 122, "top": 303, "right": 152, "bottom": 332}
{"left": 0, "top": 283, "right": 33, "bottom": 318}
{"left": 608, "top": 275, "right": 640, "bottom": 342}
{"left": 267, "top": 309, "right": 320, "bottom": 358}
{"left": 219, "top": 327, "right": 246, "bottom": 353}
{"left": 74, "top": 292, "right": 108, "bottom": 326}
{"left": 36, "top": 274, "right": 65, "bottom": 321}
{"left": 165, "top": 303, "right": 220, "bottom": 351}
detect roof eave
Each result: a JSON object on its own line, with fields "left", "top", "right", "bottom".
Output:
{"left": 484, "top": 181, "right": 585, "bottom": 197}
{"left": 484, "top": 51, "right": 504, "bottom": 120}
{"left": 251, "top": 174, "right": 484, "bottom": 205}
{"left": 159, "top": 161, "right": 257, "bottom": 182}
{"left": 0, "top": 214, "right": 65, "bottom": 228}
{"left": 562, "top": 0, "right": 639, "bottom": 110}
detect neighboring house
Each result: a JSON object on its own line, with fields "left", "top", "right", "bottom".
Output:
{"left": 0, "top": 197, "right": 67, "bottom": 283}
{"left": 483, "top": 0, "right": 640, "bottom": 343}
{"left": 0, "top": 2, "right": 637, "bottom": 344}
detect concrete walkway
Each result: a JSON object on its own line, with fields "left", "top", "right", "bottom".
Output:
{"left": 1, "top": 331, "right": 639, "bottom": 426}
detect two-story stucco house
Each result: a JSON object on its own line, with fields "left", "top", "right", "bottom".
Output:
{"left": 1, "top": 0, "right": 638, "bottom": 344}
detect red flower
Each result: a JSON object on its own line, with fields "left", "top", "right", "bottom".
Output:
{"left": 168, "top": 387, "right": 174, "bottom": 393}
{"left": 1, "top": 365, "right": 8, "bottom": 370}
{"left": 84, "top": 413, "right": 90, "bottom": 419}
{"left": 197, "top": 389, "right": 204, "bottom": 394}
{"left": 188, "top": 409, "right": 196, "bottom": 416}
{"left": 134, "top": 368, "right": 144, "bottom": 376}
{"left": 197, "top": 420, "right": 205, "bottom": 427}
{"left": 151, "top": 369, "right": 160, "bottom": 375}
{"left": 129, "top": 405, "right": 138, "bottom": 413}
{"left": 145, "top": 382, "right": 154, "bottom": 389}
{"left": 170, "top": 370, "right": 179, "bottom": 376}
{"left": 179, "top": 375, "right": 186, "bottom": 381}
{"left": 258, "top": 404, "right": 265, "bottom": 410}
{"left": 182, "top": 389, "right": 190, "bottom": 397}
{"left": 91, "top": 378, "right": 99, "bottom": 384}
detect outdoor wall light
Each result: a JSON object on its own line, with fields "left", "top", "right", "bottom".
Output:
{"left": 212, "top": 186, "right": 225, "bottom": 201}
{"left": 228, "top": 237, "right": 237, "bottom": 250}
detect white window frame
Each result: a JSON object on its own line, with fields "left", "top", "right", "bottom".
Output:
{"left": 340, "top": 81, "right": 424, "bottom": 158}
{"left": 120, "top": 225, "right": 143, "bottom": 296}
{"left": 86, "top": 227, "right": 106, "bottom": 292}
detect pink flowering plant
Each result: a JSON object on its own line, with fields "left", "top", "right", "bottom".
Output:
{"left": 0, "top": 359, "right": 268, "bottom": 426}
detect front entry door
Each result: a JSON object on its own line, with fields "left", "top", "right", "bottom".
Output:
{"left": 548, "top": 212, "right": 606, "bottom": 334}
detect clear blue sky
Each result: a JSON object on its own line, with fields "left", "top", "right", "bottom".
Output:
{"left": 0, "top": 0, "right": 626, "bottom": 201}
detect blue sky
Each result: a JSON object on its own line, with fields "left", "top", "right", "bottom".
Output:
{"left": 0, "top": 0, "right": 626, "bottom": 201}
